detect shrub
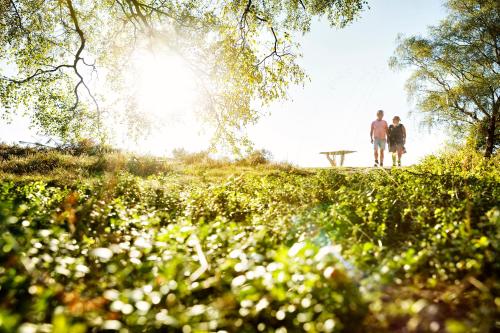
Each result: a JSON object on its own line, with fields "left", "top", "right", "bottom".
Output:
{"left": 57, "top": 138, "right": 116, "bottom": 156}
{"left": 0, "top": 151, "right": 94, "bottom": 175}
{"left": 0, "top": 147, "right": 498, "bottom": 332}
{"left": 126, "top": 156, "right": 172, "bottom": 176}
{"left": 237, "top": 149, "right": 273, "bottom": 166}
{"left": 172, "top": 148, "right": 212, "bottom": 164}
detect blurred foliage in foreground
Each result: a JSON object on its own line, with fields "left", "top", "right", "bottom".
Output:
{"left": 0, "top": 147, "right": 499, "bottom": 332}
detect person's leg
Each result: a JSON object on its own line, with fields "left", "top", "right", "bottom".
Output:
{"left": 373, "top": 145, "right": 379, "bottom": 166}
{"left": 378, "top": 140, "right": 385, "bottom": 166}
{"left": 389, "top": 143, "right": 396, "bottom": 166}
{"left": 397, "top": 147, "right": 403, "bottom": 166}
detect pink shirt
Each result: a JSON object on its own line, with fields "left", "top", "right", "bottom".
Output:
{"left": 371, "top": 119, "right": 388, "bottom": 139}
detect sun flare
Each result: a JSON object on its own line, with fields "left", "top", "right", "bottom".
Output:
{"left": 135, "top": 52, "right": 198, "bottom": 119}
{"left": 126, "top": 51, "right": 208, "bottom": 155}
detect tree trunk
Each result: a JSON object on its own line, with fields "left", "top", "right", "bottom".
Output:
{"left": 484, "top": 104, "right": 498, "bottom": 158}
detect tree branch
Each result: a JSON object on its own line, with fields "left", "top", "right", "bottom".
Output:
{"left": 256, "top": 26, "right": 293, "bottom": 66}
{"left": 298, "top": 0, "right": 306, "bottom": 11}
{"left": 2, "top": 64, "right": 74, "bottom": 84}
{"left": 124, "top": 0, "right": 152, "bottom": 30}
{"left": 9, "top": 0, "right": 25, "bottom": 31}
{"left": 65, "top": 0, "right": 101, "bottom": 126}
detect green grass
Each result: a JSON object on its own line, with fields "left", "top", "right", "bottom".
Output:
{"left": 0, "top": 147, "right": 499, "bottom": 332}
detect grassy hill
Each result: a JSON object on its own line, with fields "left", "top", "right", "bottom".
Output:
{"left": 0, "top": 146, "right": 499, "bottom": 332}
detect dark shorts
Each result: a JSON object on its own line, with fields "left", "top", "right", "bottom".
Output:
{"left": 389, "top": 142, "right": 405, "bottom": 153}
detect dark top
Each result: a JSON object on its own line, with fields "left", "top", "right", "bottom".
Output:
{"left": 388, "top": 124, "right": 406, "bottom": 144}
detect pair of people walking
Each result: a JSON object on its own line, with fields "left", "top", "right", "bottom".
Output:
{"left": 370, "top": 110, "right": 406, "bottom": 167}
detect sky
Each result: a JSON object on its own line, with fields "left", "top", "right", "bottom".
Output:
{"left": 247, "top": 0, "right": 449, "bottom": 167}
{"left": 0, "top": 0, "right": 450, "bottom": 167}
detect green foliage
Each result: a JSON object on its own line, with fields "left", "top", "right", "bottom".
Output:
{"left": 0, "top": 150, "right": 499, "bottom": 332}
{"left": 0, "top": 0, "right": 367, "bottom": 148}
{"left": 390, "top": 0, "right": 500, "bottom": 157}
{"left": 0, "top": 148, "right": 175, "bottom": 183}
{"left": 237, "top": 149, "right": 273, "bottom": 166}
{"left": 172, "top": 149, "right": 213, "bottom": 165}
{"left": 0, "top": 150, "right": 96, "bottom": 176}
{"left": 61, "top": 139, "right": 116, "bottom": 156}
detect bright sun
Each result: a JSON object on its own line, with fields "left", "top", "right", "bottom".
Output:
{"left": 136, "top": 51, "right": 198, "bottom": 119}
{"left": 125, "top": 51, "right": 209, "bottom": 155}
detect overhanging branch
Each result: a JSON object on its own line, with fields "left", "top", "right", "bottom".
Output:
{"left": 65, "top": 0, "right": 100, "bottom": 124}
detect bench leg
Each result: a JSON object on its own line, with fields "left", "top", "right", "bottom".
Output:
{"left": 340, "top": 154, "right": 345, "bottom": 166}
{"left": 326, "top": 153, "right": 336, "bottom": 167}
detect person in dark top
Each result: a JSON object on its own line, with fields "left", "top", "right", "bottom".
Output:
{"left": 388, "top": 116, "right": 406, "bottom": 167}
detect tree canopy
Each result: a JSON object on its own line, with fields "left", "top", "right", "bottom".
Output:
{"left": 0, "top": 0, "right": 367, "bottom": 150}
{"left": 390, "top": 0, "right": 499, "bottom": 157}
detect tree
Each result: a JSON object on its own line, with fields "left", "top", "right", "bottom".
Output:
{"left": 0, "top": 0, "right": 367, "bottom": 150}
{"left": 390, "top": 0, "right": 499, "bottom": 157}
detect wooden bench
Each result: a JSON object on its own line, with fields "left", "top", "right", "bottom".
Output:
{"left": 320, "top": 150, "right": 356, "bottom": 167}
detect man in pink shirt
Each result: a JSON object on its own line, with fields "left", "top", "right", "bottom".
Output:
{"left": 370, "top": 110, "right": 388, "bottom": 167}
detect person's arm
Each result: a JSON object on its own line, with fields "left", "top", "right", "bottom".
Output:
{"left": 370, "top": 122, "right": 374, "bottom": 143}
{"left": 402, "top": 125, "right": 407, "bottom": 144}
